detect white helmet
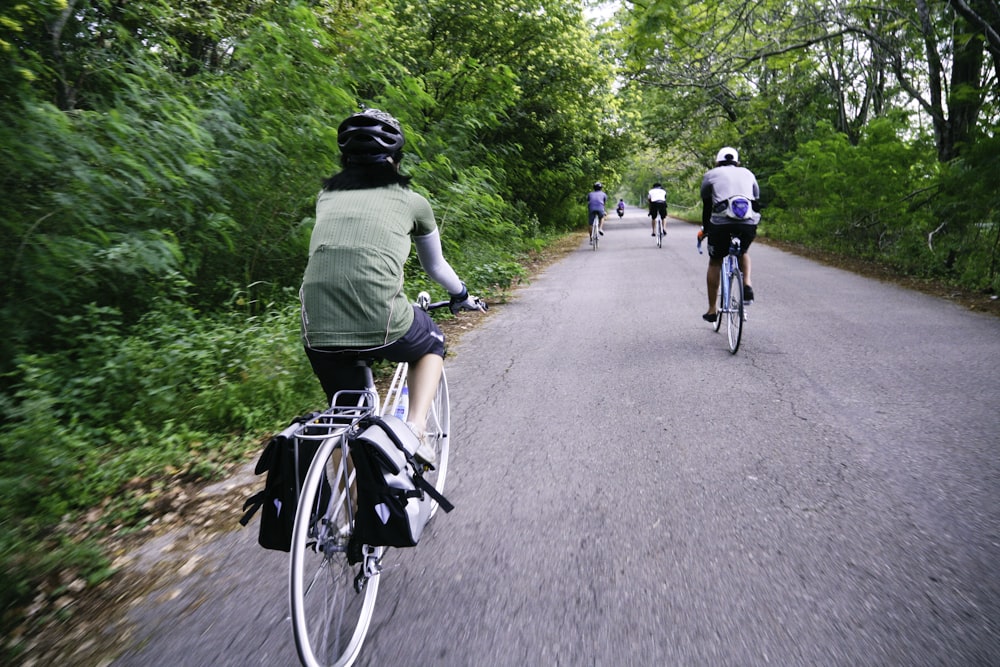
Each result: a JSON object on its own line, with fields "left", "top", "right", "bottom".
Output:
{"left": 716, "top": 147, "right": 739, "bottom": 164}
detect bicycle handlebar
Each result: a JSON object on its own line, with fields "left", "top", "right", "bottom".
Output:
{"left": 416, "top": 291, "right": 488, "bottom": 312}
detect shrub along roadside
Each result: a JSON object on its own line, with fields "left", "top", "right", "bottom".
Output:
{"left": 0, "top": 294, "right": 320, "bottom": 641}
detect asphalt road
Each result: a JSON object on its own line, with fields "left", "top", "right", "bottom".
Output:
{"left": 112, "top": 207, "right": 1000, "bottom": 666}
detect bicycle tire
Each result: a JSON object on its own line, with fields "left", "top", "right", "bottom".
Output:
{"left": 591, "top": 213, "right": 600, "bottom": 250}
{"left": 727, "top": 269, "right": 744, "bottom": 354}
{"left": 290, "top": 436, "right": 381, "bottom": 667}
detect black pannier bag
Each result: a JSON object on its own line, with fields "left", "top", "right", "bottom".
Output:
{"left": 348, "top": 414, "right": 453, "bottom": 549}
{"left": 240, "top": 412, "right": 329, "bottom": 552}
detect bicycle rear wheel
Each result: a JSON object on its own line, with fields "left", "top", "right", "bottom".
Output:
{"left": 290, "top": 437, "right": 381, "bottom": 667}
{"left": 591, "top": 213, "right": 600, "bottom": 250}
{"left": 656, "top": 218, "right": 664, "bottom": 248}
{"left": 726, "top": 269, "right": 744, "bottom": 354}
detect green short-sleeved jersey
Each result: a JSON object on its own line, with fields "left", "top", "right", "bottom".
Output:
{"left": 300, "top": 184, "right": 436, "bottom": 348}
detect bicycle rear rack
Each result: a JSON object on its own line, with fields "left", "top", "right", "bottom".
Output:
{"left": 296, "top": 390, "right": 378, "bottom": 440}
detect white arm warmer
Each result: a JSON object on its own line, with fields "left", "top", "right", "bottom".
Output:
{"left": 414, "top": 229, "right": 464, "bottom": 295}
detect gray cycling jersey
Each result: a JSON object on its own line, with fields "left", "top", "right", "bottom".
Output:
{"left": 701, "top": 165, "right": 761, "bottom": 225}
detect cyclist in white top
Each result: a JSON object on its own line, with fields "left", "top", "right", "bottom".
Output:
{"left": 647, "top": 183, "right": 667, "bottom": 236}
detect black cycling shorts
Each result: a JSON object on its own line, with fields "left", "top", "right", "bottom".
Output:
{"left": 305, "top": 306, "right": 445, "bottom": 402}
{"left": 705, "top": 222, "right": 756, "bottom": 259}
{"left": 648, "top": 201, "right": 667, "bottom": 219}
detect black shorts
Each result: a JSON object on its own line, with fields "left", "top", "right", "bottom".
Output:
{"left": 705, "top": 222, "right": 756, "bottom": 259}
{"left": 648, "top": 201, "right": 667, "bottom": 219}
{"left": 305, "top": 306, "right": 445, "bottom": 402}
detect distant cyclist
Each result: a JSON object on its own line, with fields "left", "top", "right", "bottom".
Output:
{"left": 700, "top": 146, "right": 761, "bottom": 322}
{"left": 587, "top": 182, "right": 607, "bottom": 237}
{"left": 647, "top": 183, "right": 667, "bottom": 236}
{"left": 616, "top": 199, "right": 625, "bottom": 218}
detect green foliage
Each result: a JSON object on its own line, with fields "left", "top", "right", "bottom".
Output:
{"left": 0, "top": 81, "right": 233, "bottom": 372}
{"left": 767, "top": 118, "right": 937, "bottom": 255}
{"left": 926, "top": 135, "right": 1000, "bottom": 293}
{"left": 623, "top": 0, "right": 994, "bottom": 292}
{"left": 0, "top": 295, "right": 324, "bottom": 632}
{"left": 381, "top": 0, "right": 629, "bottom": 232}
{"left": 761, "top": 116, "right": 1000, "bottom": 291}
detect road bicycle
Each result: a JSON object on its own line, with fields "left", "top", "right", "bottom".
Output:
{"left": 714, "top": 235, "right": 746, "bottom": 354}
{"left": 288, "top": 293, "right": 453, "bottom": 667}
{"left": 654, "top": 213, "right": 666, "bottom": 248}
{"left": 590, "top": 211, "right": 601, "bottom": 250}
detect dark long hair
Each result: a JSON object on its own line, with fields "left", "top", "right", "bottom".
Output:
{"left": 322, "top": 153, "right": 412, "bottom": 191}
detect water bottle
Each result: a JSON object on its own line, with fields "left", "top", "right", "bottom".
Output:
{"left": 393, "top": 385, "right": 409, "bottom": 420}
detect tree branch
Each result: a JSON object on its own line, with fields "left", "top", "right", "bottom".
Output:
{"left": 949, "top": 0, "right": 1000, "bottom": 61}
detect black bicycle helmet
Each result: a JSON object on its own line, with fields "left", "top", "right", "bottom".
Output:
{"left": 593, "top": 181, "right": 603, "bottom": 190}
{"left": 337, "top": 108, "right": 406, "bottom": 163}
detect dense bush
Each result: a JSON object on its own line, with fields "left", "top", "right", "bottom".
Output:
{"left": 0, "top": 294, "right": 324, "bottom": 612}
{"left": 765, "top": 119, "right": 999, "bottom": 293}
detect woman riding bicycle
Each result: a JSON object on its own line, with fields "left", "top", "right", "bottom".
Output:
{"left": 700, "top": 146, "right": 760, "bottom": 322}
{"left": 299, "top": 108, "right": 485, "bottom": 459}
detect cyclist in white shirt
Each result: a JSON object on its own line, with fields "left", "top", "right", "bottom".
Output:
{"left": 647, "top": 183, "right": 667, "bottom": 237}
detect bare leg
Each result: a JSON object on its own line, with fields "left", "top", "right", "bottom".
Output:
{"left": 739, "top": 252, "right": 752, "bottom": 287}
{"left": 404, "top": 353, "right": 443, "bottom": 433}
{"left": 706, "top": 257, "right": 723, "bottom": 314}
